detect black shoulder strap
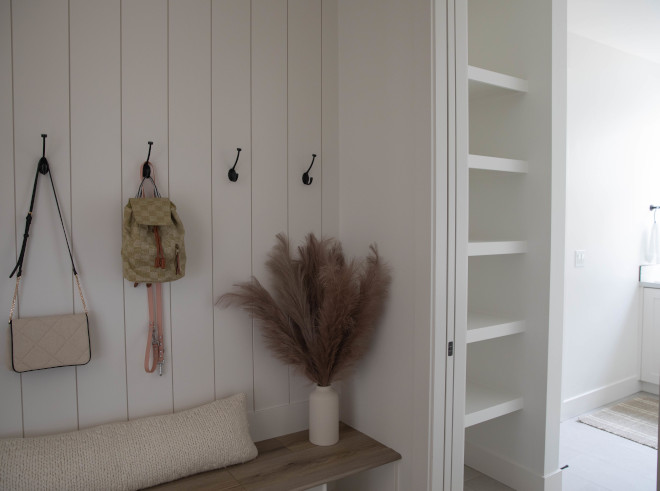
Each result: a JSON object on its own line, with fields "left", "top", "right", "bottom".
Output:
{"left": 9, "top": 156, "right": 78, "bottom": 279}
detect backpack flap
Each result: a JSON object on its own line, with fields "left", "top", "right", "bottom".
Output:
{"left": 122, "top": 198, "right": 186, "bottom": 283}
{"left": 128, "top": 197, "right": 175, "bottom": 226}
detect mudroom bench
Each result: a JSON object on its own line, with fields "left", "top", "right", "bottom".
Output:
{"left": 148, "top": 422, "right": 401, "bottom": 491}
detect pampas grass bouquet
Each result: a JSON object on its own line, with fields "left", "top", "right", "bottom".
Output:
{"left": 217, "top": 233, "right": 391, "bottom": 388}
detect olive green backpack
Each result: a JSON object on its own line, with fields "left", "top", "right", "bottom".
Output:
{"left": 121, "top": 163, "right": 186, "bottom": 284}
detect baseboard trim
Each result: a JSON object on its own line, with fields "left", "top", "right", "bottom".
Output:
{"left": 561, "top": 375, "right": 642, "bottom": 421}
{"left": 641, "top": 381, "right": 659, "bottom": 395}
{"left": 465, "top": 441, "right": 562, "bottom": 491}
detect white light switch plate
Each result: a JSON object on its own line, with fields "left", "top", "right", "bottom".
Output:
{"left": 575, "top": 250, "right": 586, "bottom": 268}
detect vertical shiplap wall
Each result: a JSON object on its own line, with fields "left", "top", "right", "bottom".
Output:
{"left": 0, "top": 0, "right": 21, "bottom": 438}
{"left": 251, "top": 0, "right": 290, "bottom": 413}
{"left": 212, "top": 0, "right": 253, "bottom": 409}
{"left": 12, "top": 0, "right": 77, "bottom": 437}
{"left": 0, "top": 0, "right": 336, "bottom": 442}
{"left": 70, "top": 0, "right": 125, "bottom": 429}
{"left": 168, "top": 0, "right": 214, "bottom": 413}
{"left": 288, "top": 0, "right": 322, "bottom": 405}
{"left": 121, "top": 0, "right": 172, "bottom": 420}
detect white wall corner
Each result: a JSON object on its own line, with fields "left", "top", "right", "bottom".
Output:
{"left": 547, "top": 0, "right": 568, "bottom": 478}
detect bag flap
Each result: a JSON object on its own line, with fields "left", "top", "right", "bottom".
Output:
{"left": 128, "top": 198, "right": 173, "bottom": 226}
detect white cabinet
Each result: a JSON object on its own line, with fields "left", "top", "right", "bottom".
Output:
{"left": 641, "top": 287, "right": 660, "bottom": 384}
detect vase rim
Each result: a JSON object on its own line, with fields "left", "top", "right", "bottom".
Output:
{"left": 316, "top": 384, "right": 333, "bottom": 390}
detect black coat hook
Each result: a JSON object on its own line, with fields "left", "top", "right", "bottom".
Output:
{"left": 228, "top": 148, "right": 242, "bottom": 182}
{"left": 143, "top": 141, "right": 153, "bottom": 178}
{"left": 38, "top": 134, "right": 49, "bottom": 175}
{"left": 302, "top": 154, "right": 317, "bottom": 185}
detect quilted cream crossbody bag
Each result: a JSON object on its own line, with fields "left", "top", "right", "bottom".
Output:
{"left": 8, "top": 136, "right": 90, "bottom": 373}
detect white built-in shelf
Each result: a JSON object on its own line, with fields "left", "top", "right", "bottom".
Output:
{"left": 468, "top": 154, "right": 528, "bottom": 174}
{"left": 467, "top": 241, "right": 527, "bottom": 256}
{"left": 468, "top": 65, "right": 528, "bottom": 98}
{"left": 467, "top": 312, "right": 526, "bottom": 344}
{"left": 465, "top": 382, "right": 524, "bottom": 427}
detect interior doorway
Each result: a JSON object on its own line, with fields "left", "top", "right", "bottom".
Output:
{"left": 560, "top": 1, "right": 660, "bottom": 488}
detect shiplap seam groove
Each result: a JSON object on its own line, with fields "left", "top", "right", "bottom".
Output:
{"left": 250, "top": 0, "right": 255, "bottom": 414}
{"left": 210, "top": 0, "right": 216, "bottom": 404}
{"left": 119, "top": 0, "right": 129, "bottom": 425}
{"left": 67, "top": 0, "right": 80, "bottom": 433}
{"left": 286, "top": 0, "right": 291, "bottom": 407}
{"left": 9, "top": 0, "right": 24, "bottom": 439}
{"left": 167, "top": 0, "right": 174, "bottom": 416}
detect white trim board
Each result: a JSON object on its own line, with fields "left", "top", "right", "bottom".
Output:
{"left": 465, "top": 441, "right": 563, "bottom": 491}
{"left": 561, "top": 375, "right": 642, "bottom": 421}
{"left": 641, "top": 381, "right": 659, "bottom": 396}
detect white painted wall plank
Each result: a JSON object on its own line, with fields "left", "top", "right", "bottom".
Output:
{"left": 0, "top": 0, "right": 23, "bottom": 438}
{"left": 70, "top": 0, "right": 127, "bottom": 429}
{"left": 321, "top": 0, "right": 339, "bottom": 240}
{"left": 211, "top": 0, "right": 254, "bottom": 406}
{"left": 169, "top": 0, "right": 215, "bottom": 412}
{"left": 251, "top": 0, "right": 290, "bottom": 411}
{"left": 288, "top": 0, "right": 322, "bottom": 404}
{"left": 12, "top": 0, "right": 78, "bottom": 436}
{"left": 121, "top": 0, "right": 173, "bottom": 419}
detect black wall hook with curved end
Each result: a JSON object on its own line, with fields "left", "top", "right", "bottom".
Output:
{"left": 143, "top": 141, "right": 153, "bottom": 178}
{"left": 302, "top": 154, "right": 317, "bottom": 185}
{"left": 38, "top": 134, "right": 50, "bottom": 175}
{"left": 228, "top": 148, "right": 242, "bottom": 182}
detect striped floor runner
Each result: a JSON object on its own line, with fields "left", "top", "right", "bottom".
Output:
{"left": 579, "top": 392, "right": 658, "bottom": 449}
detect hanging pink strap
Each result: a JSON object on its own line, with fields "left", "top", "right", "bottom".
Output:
{"left": 144, "top": 283, "right": 164, "bottom": 375}
{"left": 137, "top": 161, "right": 165, "bottom": 375}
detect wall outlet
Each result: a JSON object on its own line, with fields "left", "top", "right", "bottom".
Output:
{"left": 575, "top": 250, "right": 586, "bottom": 268}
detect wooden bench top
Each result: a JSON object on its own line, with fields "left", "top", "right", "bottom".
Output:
{"left": 148, "top": 422, "right": 401, "bottom": 491}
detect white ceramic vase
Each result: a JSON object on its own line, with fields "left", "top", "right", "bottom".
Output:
{"left": 309, "top": 384, "right": 339, "bottom": 446}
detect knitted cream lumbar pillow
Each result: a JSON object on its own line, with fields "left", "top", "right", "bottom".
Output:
{"left": 0, "top": 392, "right": 257, "bottom": 491}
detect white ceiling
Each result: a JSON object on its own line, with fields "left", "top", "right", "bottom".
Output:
{"left": 568, "top": 0, "right": 660, "bottom": 65}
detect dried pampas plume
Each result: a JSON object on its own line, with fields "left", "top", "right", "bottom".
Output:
{"left": 217, "top": 233, "right": 391, "bottom": 386}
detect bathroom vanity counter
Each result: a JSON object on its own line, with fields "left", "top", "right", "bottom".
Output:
{"left": 639, "top": 264, "right": 660, "bottom": 288}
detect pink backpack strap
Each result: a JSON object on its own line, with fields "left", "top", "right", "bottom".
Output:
{"left": 143, "top": 282, "right": 164, "bottom": 375}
